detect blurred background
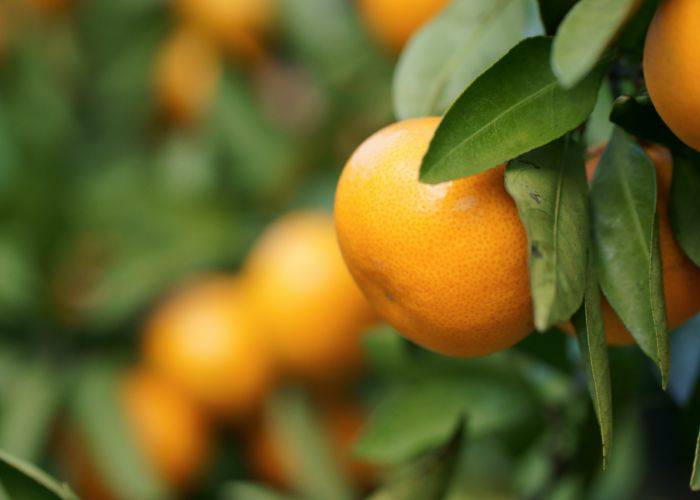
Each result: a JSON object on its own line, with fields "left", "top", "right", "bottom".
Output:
{"left": 0, "top": 0, "right": 698, "bottom": 499}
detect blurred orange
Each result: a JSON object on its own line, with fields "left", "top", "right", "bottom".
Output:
{"left": 58, "top": 370, "right": 212, "bottom": 500}
{"left": 154, "top": 28, "right": 222, "bottom": 126}
{"left": 357, "top": 0, "right": 450, "bottom": 52}
{"left": 584, "top": 144, "right": 700, "bottom": 345}
{"left": 175, "top": 0, "right": 276, "bottom": 63}
{"left": 22, "top": 0, "right": 70, "bottom": 14}
{"left": 248, "top": 399, "right": 375, "bottom": 489}
{"left": 244, "top": 211, "right": 376, "bottom": 383}
{"left": 142, "top": 275, "right": 276, "bottom": 420}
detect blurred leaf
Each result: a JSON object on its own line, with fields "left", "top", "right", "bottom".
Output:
{"left": 590, "top": 128, "right": 668, "bottom": 386}
{"left": 0, "top": 363, "right": 62, "bottom": 462}
{"left": 0, "top": 449, "right": 78, "bottom": 500}
{"left": 609, "top": 95, "right": 679, "bottom": 147}
{"left": 267, "top": 389, "right": 355, "bottom": 500}
{"left": 355, "top": 377, "right": 536, "bottom": 464}
{"left": 420, "top": 37, "right": 602, "bottom": 183}
{"left": 572, "top": 252, "right": 612, "bottom": 467}
{"left": 70, "top": 363, "right": 168, "bottom": 500}
{"left": 692, "top": 427, "right": 700, "bottom": 491}
{"left": 585, "top": 80, "right": 614, "bottom": 148}
{"left": 0, "top": 236, "right": 38, "bottom": 322}
{"left": 537, "top": 0, "right": 578, "bottom": 34}
{"left": 549, "top": 475, "right": 583, "bottom": 500}
{"left": 393, "top": 0, "right": 530, "bottom": 120}
{"left": 669, "top": 151, "right": 700, "bottom": 266}
{"left": 443, "top": 441, "right": 515, "bottom": 500}
{"left": 505, "top": 137, "right": 589, "bottom": 331}
{"left": 667, "top": 316, "right": 700, "bottom": 406}
{"left": 551, "top": 0, "right": 640, "bottom": 88}
{"left": 362, "top": 325, "right": 410, "bottom": 375}
{"left": 368, "top": 420, "right": 464, "bottom": 500}
{"left": 220, "top": 482, "right": 295, "bottom": 500}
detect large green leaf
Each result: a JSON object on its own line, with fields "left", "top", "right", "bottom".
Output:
{"left": 590, "top": 128, "right": 668, "bottom": 385}
{"left": 393, "top": 0, "right": 530, "bottom": 120}
{"left": 572, "top": 252, "right": 612, "bottom": 467}
{"left": 551, "top": 0, "right": 641, "bottom": 88}
{"left": 692, "top": 427, "right": 700, "bottom": 491}
{"left": 669, "top": 152, "right": 700, "bottom": 266}
{"left": 354, "top": 377, "right": 536, "bottom": 464}
{"left": 505, "top": 137, "right": 589, "bottom": 331}
{"left": 0, "top": 450, "right": 78, "bottom": 500}
{"left": 420, "top": 37, "right": 602, "bottom": 183}
{"left": 368, "top": 421, "right": 464, "bottom": 500}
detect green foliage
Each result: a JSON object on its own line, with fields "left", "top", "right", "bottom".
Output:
{"left": 420, "top": 37, "right": 602, "bottom": 183}
{"left": 0, "top": 450, "right": 78, "bottom": 500}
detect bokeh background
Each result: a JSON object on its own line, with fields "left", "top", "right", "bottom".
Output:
{"left": 0, "top": 0, "right": 698, "bottom": 499}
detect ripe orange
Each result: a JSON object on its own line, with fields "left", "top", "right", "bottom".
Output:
{"left": 357, "top": 0, "right": 450, "bottom": 52}
{"left": 335, "top": 117, "right": 533, "bottom": 357}
{"left": 58, "top": 370, "right": 211, "bottom": 500}
{"left": 244, "top": 211, "right": 376, "bottom": 382}
{"left": 643, "top": 0, "right": 700, "bottom": 151}
{"left": 174, "top": 0, "right": 276, "bottom": 62}
{"left": 142, "top": 275, "right": 275, "bottom": 420}
{"left": 248, "top": 400, "right": 374, "bottom": 489}
{"left": 154, "top": 28, "right": 221, "bottom": 126}
{"left": 585, "top": 145, "right": 700, "bottom": 345}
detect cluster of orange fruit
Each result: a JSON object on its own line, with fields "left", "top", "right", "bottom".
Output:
{"left": 59, "top": 211, "right": 377, "bottom": 499}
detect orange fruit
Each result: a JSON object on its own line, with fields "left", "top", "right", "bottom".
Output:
{"left": 244, "top": 211, "right": 376, "bottom": 382}
{"left": 174, "top": 0, "right": 276, "bottom": 62}
{"left": 357, "top": 0, "right": 450, "bottom": 52}
{"left": 142, "top": 275, "right": 275, "bottom": 420}
{"left": 154, "top": 28, "right": 221, "bottom": 126}
{"left": 58, "top": 370, "right": 211, "bottom": 500}
{"left": 643, "top": 0, "right": 700, "bottom": 151}
{"left": 248, "top": 399, "right": 374, "bottom": 489}
{"left": 584, "top": 145, "right": 700, "bottom": 345}
{"left": 335, "top": 117, "right": 533, "bottom": 357}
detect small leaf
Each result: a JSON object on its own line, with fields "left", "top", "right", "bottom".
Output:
{"left": 420, "top": 37, "right": 603, "bottom": 183}
{"left": 572, "top": 251, "right": 612, "bottom": 467}
{"left": 551, "top": 0, "right": 641, "bottom": 88}
{"left": 610, "top": 95, "right": 680, "bottom": 147}
{"left": 220, "top": 482, "right": 294, "bottom": 500}
{"left": 368, "top": 420, "right": 464, "bottom": 500}
{"left": 506, "top": 137, "right": 589, "bottom": 331}
{"left": 669, "top": 151, "right": 700, "bottom": 266}
{"left": 692, "top": 427, "right": 700, "bottom": 491}
{"left": 590, "top": 128, "right": 669, "bottom": 386}
{"left": 537, "top": 0, "right": 578, "bottom": 35}
{"left": 0, "top": 450, "right": 78, "bottom": 500}
{"left": 393, "top": 0, "right": 530, "bottom": 120}
{"left": 585, "top": 80, "right": 615, "bottom": 148}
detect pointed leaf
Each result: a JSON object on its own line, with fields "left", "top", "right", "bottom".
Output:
{"left": 585, "top": 80, "right": 615, "bottom": 148}
{"left": 393, "top": 0, "right": 530, "bottom": 120}
{"left": 552, "top": 0, "right": 641, "bottom": 88}
{"left": 590, "top": 128, "right": 669, "bottom": 385}
{"left": 0, "top": 450, "right": 78, "bottom": 500}
{"left": 420, "top": 37, "right": 603, "bottom": 183}
{"left": 572, "top": 252, "right": 612, "bottom": 467}
{"left": 669, "top": 151, "right": 700, "bottom": 266}
{"left": 506, "top": 137, "right": 589, "bottom": 331}
{"left": 692, "top": 427, "right": 700, "bottom": 491}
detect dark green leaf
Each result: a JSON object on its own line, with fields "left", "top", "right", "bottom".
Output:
{"left": 610, "top": 95, "right": 680, "bottom": 147}
{"left": 0, "top": 450, "right": 78, "bottom": 500}
{"left": 354, "top": 377, "right": 536, "bottom": 464}
{"left": 368, "top": 420, "right": 464, "bottom": 500}
{"left": 393, "top": 0, "right": 530, "bottom": 119}
{"left": 220, "top": 482, "right": 294, "bottom": 500}
{"left": 572, "top": 252, "right": 612, "bottom": 467}
{"left": 551, "top": 0, "right": 640, "bottom": 88}
{"left": 420, "top": 37, "right": 602, "bottom": 183}
{"left": 590, "top": 128, "right": 669, "bottom": 385}
{"left": 692, "top": 427, "right": 700, "bottom": 491}
{"left": 669, "top": 151, "right": 700, "bottom": 266}
{"left": 70, "top": 363, "right": 169, "bottom": 500}
{"left": 537, "top": 0, "right": 578, "bottom": 34}
{"left": 506, "top": 137, "right": 589, "bottom": 331}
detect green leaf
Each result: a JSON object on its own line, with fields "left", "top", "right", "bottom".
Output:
{"left": 609, "top": 95, "right": 680, "bottom": 147}
{"left": 0, "top": 363, "right": 63, "bottom": 462}
{"left": 505, "top": 137, "right": 589, "bottom": 331}
{"left": 368, "top": 420, "right": 464, "bottom": 500}
{"left": 692, "top": 427, "right": 700, "bottom": 491}
{"left": 393, "top": 0, "right": 530, "bottom": 120}
{"left": 585, "top": 80, "right": 615, "bottom": 148}
{"left": 220, "top": 482, "right": 294, "bottom": 500}
{"left": 572, "top": 252, "right": 612, "bottom": 467}
{"left": 551, "top": 0, "right": 641, "bottom": 88}
{"left": 0, "top": 449, "right": 78, "bottom": 500}
{"left": 354, "top": 377, "right": 536, "bottom": 464}
{"left": 266, "top": 389, "right": 356, "bottom": 500}
{"left": 420, "top": 37, "right": 603, "bottom": 183}
{"left": 669, "top": 151, "right": 700, "bottom": 266}
{"left": 590, "top": 128, "right": 669, "bottom": 386}
{"left": 70, "top": 363, "right": 169, "bottom": 500}
{"left": 537, "top": 0, "right": 578, "bottom": 34}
